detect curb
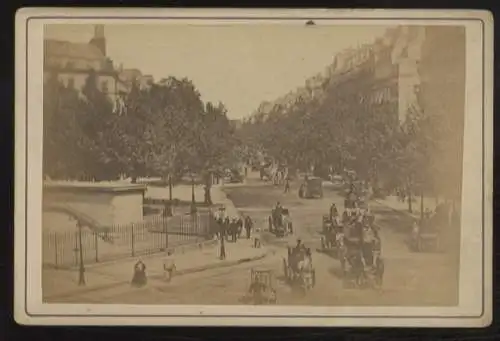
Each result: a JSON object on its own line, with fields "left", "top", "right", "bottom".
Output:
{"left": 161, "top": 250, "right": 269, "bottom": 277}
{"left": 44, "top": 250, "right": 269, "bottom": 300}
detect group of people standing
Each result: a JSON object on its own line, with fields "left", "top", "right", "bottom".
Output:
{"left": 213, "top": 206, "right": 254, "bottom": 241}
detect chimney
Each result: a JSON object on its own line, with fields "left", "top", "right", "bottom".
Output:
{"left": 89, "top": 24, "right": 106, "bottom": 56}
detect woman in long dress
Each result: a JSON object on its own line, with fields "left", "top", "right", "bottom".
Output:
{"left": 131, "top": 259, "right": 147, "bottom": 287}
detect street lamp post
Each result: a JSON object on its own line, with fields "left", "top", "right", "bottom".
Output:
{"left": 77, "top": 221, "right": 86, "bottom": 286}
{"left": 190, "top": 173, "right": 197, "bottom": 215}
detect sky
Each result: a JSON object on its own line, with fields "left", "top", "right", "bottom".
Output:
{"left": 45, "top": 23, "right": 391, "bottom": 119}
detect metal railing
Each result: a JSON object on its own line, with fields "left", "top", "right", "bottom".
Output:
{"left": 42, "top": 213, "right": 214, "bottom": 269}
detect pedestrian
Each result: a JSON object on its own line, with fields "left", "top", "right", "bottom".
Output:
{"left": 284, "top": 177, "right": 290, "bottom": 193}
{"left": 245, "top": 215, "right": 253, "bottom": 239}
{"left": 237, "top": 217, "right": 244, "bottom": 238}
{"left": 231, "top": 218, "right": 238, "bottom": 242}
{"left": 219, "top": 234, "right": 226, "bottom": 260}
{"left": 163, "top": 251, "right": 176, "bottom": 282}
{"left": 131, "top": 259, "right": 147, "bottom": 287}
{"left": 224, "top": 217, "right": 230, "bottom": 241}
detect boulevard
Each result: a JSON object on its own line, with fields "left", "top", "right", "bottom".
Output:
{"left": 55, "top": 173, "right": 460, "bottom": 307}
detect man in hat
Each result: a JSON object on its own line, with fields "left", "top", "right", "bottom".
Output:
{"left": 219, "top": 234, "right": 226, "bottom": 260}
{"left": 163, "top": 251, "right": 176, "bottom": 282}
{"left": 244, "top": 215, "right": 253, "bottom": 239}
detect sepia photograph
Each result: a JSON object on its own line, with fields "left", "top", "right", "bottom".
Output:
{"left": 14, "top": 9, "right": 492, "bottom": 327}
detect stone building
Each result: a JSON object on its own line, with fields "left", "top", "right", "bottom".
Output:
{"left": 44, "top": 25, "right": 127, "bottom": 109}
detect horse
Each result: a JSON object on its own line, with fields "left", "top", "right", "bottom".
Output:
{"left": 296, "top": 255, "right": 314, "bottom": 291}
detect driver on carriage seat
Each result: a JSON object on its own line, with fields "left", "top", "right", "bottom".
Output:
{"left": 293, "top": 239, "right": 306, "bottom": 256}
{"left": 330, "top": 203, "right": 339, "bottom": 220}
{"left": 275, "top": 201, "right": 283, "bottom": 216}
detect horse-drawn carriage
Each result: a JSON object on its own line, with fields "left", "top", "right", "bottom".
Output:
{"left": 269, "top": 208, "right": 293, "bottom": 237}
{"left": 410, "top": 214, "right": 442, "bottom": 252}
{"left": 245, "top": 268, "right": 277, "bottom": 305}
{"left": 338, "top": 223, "right": 384, "bottom": 289}
{"left": 283, "top": 246, "right": 316, "bottom": 292}
{"left": 320, "top": 214, "right": 343, "bottom": 255}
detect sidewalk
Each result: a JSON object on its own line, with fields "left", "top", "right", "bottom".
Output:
{"left": 43, "top": 237, "right": 268, "bottom": 300}
{"left": 44, "top": 184, "right": 265, "bottom": 300}
{"left": 373, "top": 195, "right": 438, "bottom": 220}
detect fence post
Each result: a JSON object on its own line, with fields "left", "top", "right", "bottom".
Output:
{"left": 74, "top": 231, "right": 79, "bottom": 267}
{"left": 131, "top": 223, "right": 135, "bottom": 257}
{"left": 164, "top": 216, "right": 168, "bottom": 250}
{"left": 53, "top": 232, "right": 58, "bottom": 269}
{"left": 94, "top": 232, "right": 99, "bottom": 263}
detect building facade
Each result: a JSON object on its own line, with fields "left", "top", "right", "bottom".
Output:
{"left": 44, "top": 25, "right": 127, "bottom": 109}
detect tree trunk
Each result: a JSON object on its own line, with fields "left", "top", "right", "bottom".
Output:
{"left": 168, "top": 174, "right": 173, "bottom": 201}
{"left": 204, "top": 172, "right": 213, "bottom": 205}
{"left": 407, "top": 185, "right": 413, "bottom": 213}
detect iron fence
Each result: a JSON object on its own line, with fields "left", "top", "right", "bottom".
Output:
{"left": 43, "top": 213, "right": 214, "bottom": 269}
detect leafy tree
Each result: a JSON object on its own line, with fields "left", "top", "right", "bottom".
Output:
{"left": 78, "top": 70, "right": 120, "bottom": 180}
{"left": 190, "top": 102, "right": 237, "bottom": 204}
{"left": 43, "top": 73, "right": 85, "bottom": 179}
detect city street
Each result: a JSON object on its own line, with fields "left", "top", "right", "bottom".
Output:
{"left": 59, "top": 174, "right": 460, "bottom": 307}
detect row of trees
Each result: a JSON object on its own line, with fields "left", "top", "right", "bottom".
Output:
{"left": 44, "top": 71, "right": 240, "bottom": 200}
{"left": 238, "top": 69, "right": 461, "bottom": 206}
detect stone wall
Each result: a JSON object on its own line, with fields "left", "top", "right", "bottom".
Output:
{"left": 43, "top": 182, "right": 147, "bottom": 229}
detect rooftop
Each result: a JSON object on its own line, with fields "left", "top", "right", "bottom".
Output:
{"left": 44, "top": 39, "right": 105, "bottom": 61}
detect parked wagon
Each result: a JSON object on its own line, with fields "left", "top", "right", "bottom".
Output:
{"left": 410, "top": 218, "right": 442, "bottom": 252}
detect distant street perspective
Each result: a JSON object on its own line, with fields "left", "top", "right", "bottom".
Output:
{"left": 42, "top": 24, "right": 464, "bottom": 307}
